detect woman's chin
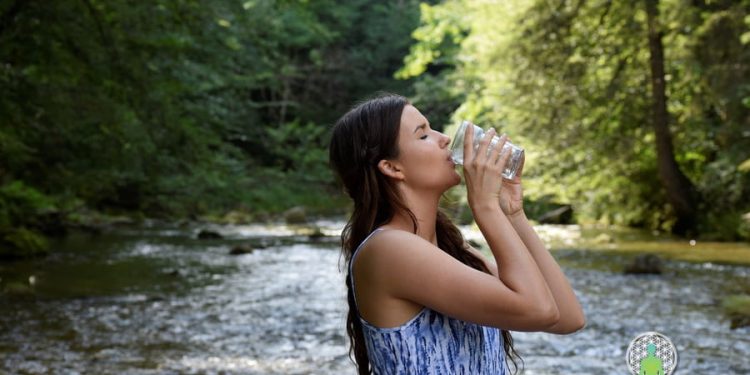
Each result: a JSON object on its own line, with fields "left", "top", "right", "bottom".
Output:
{"left": 449, "top": 172, "right": 461, "bottom": 187}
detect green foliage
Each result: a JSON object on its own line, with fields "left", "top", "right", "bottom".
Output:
{"left": 396, "top": 2, "right": 471, "bottom": 130}
{"left": 1, "top": 227, "right": 49, "bottom": 259}
{"left": 0, "top": 0, "right": 422, "bottom": 244}
{"left": 401, "top": 0, "right": 750, "bottom": 239}
{"left": 0, "top": 181, "right": 53, "bottom": 257}
{"left": 266, "top": 121, "right": 331, "bottom": 181}
{"left": 0, "top": 181, "right": 55, "bottom": 227}
{"left": 397, "top": 2, "right": 468, "bottom": 79}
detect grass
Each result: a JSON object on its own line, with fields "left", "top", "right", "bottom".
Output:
{"left": 535, "top": 224, "right": 750, "bottom": 267}
{"left": 578, "top": 240, "right": 750, "bottom": 266}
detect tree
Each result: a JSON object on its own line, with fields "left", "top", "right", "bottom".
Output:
{"left": 644, "top": 0, "right": 699, "bottom": 234}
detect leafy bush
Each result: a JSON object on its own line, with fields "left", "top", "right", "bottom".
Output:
{"left": 0, "top": 181, "right": 54, "bottom": 258}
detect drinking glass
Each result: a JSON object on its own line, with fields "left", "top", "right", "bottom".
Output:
{"left": 449, "top": 120, "right": 524, "bottom": 179}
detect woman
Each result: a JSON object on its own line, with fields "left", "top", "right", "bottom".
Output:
{"left": 329, "top": 94, "right": 585, "bottom": 374}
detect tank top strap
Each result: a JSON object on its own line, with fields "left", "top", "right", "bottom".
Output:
{"left": 348, "top": 227, "right": 386, "bottom": 311}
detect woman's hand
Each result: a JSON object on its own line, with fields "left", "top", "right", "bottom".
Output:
{"left": 462, "top": 123, "right": 512, "bottom": 211}
{"left": 499, "top": 151, "right": 525, "bottom": 217}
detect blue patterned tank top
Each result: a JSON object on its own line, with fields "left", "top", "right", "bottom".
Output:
{"left": 349, "top": 228, "right": 509, "bottom": 375}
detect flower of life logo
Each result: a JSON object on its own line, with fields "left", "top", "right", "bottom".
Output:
{"left": 625, "top": 331, "right": 678, "bottom": 375}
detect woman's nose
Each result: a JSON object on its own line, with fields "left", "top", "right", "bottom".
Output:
{"left": 439, "top": 132, "right": 451, "bottom": 148}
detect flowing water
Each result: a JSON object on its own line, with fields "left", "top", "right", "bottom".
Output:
{"left": 1, "top": 220, "right": 749, "bottom": 374}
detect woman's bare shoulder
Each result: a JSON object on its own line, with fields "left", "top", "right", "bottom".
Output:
{"left": 356, "top": 228, "right": 432, "bottom": 263}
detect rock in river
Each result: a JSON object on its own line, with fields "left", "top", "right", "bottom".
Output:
{"left": 624, "top": 253, "right": 663, "bottom": 275}
{"left": 197, "top": 229, "right": 223, "bottom": 239}
{"left": 284, "top": 206, "right": 307, "bottom": 224}
{"left": 230, "top": 244, "right": 254, "bottom": 255}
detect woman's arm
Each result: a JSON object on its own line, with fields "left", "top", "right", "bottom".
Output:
{"left": 445, "top": 126, "right": 558, "bottom": 329}
{"left": 508, "top": 211, "right": 586, "bottom": 334}
{"left": 472, "top": 203, "right": 559, "bottom": 320}
{"left": 359, "top": 224, "right": 560, "bottom": 331}
{"left": 464, "top": 218, "right": 584, "bottom": 334}
{"left": 493, "top": 136, "right": 585, "bottom": 334}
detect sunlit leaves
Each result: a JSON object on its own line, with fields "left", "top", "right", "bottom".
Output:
{"left": 401, "top": 0, "right": 750, "bottom": 237}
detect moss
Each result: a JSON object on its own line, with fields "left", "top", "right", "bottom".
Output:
{"left": 721, "top": 295, "right": 750, "bottom": 329}
{"left": 0, "top": 227, "right": 49, "bottom": 259}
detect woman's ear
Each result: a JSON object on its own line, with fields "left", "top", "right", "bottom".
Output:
{"left": 377, "top": 159, "right": 405, "bottom": 180}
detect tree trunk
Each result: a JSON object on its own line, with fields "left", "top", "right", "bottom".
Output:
{"left": 644, "top": 0, "right": 699, "bottom": 235}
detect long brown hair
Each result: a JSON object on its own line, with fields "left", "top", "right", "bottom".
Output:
{"left": 329, "top": 93, "right": 523, "bottom": 374}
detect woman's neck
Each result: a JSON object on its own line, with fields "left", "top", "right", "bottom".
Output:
{"left": 387, "top": 189, "right": 441, "bottom": 246}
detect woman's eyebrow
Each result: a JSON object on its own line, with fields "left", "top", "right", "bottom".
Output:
{"left": 413, "top": 123, "right": 427, "bottom": 133}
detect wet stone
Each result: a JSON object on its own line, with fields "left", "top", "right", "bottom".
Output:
{"left": 284, "top": 206, "right": 307, "bottom": 224}
{"left": 230, "top": 244, "right": 255, "bottom": 255}
{"left": 624, "top": 253, "right": 664, "bottom": 274}
{"left": 197, "top": 229, "right": 223, "bottom": 239}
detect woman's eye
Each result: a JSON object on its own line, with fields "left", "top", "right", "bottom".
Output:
{"left": 419, "top": 134, "right": 428, "bottom": 140}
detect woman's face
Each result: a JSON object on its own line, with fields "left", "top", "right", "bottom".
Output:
{"left": 392, "top": 104, "right": 461, "bottom": 191}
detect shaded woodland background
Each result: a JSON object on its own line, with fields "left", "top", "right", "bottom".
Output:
{"left": 1, "top": 0, "right": 749, "bottom": 258}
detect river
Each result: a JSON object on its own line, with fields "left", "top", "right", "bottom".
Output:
{"left": 1, "top": 220, "right": 748, "bottom": 374}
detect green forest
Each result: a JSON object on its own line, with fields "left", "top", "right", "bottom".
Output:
{"left": 2, "top": 0, "right": 749, "bottom": 258}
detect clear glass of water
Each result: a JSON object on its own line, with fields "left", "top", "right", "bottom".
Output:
{"left": 449, "top": 120, "right": 525, "bottom": 179}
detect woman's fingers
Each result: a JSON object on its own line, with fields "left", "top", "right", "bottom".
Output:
{"left": 475, "top": 128, "right": 496, "bottom": 165}
{"left": 512, "top": 152, "right": 525, "bottom": 180}
{"left": 492, "top": 134, "right": 508, "bottom": 165}
{"left": 485, "top": 133, "right": 501, "bottom": 163}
